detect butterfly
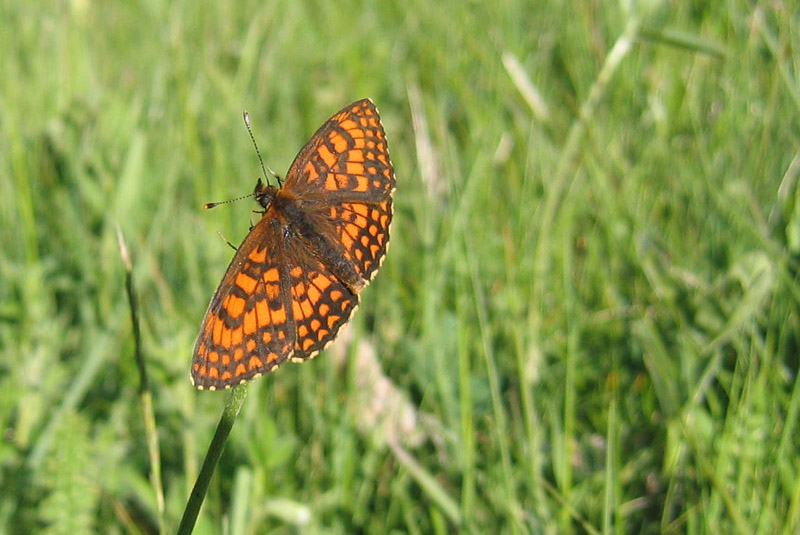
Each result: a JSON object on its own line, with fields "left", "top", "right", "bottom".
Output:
{"left": 192, "top": 99, "right": 395, "bottom": 390}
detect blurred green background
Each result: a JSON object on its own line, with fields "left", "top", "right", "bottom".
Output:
{"left": 2, "top": 0, "right": 800, "bottom": 534}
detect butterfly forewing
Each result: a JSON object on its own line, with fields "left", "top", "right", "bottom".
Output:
{"left": 192, "top": 220, "right": 295, "bottom": 390}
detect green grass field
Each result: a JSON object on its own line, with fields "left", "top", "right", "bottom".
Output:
{"left": 2, "top": 0, "right": 799, "bottom": 533}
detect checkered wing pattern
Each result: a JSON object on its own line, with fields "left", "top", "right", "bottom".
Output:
{"left": 192, "top": 221, "right": 295, "bottom": 389}
{"left": 284, "top": 251, "right": 359, "bottom": 360}
{"left": 286, "top": 99, "right": 395, "bottom": 282}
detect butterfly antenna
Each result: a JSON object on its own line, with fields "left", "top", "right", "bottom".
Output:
{"left": 203, "top": 191, "right": 257, "bottom": 210}
{"left": 243, "top": 111, "right": 283, "bottom": 187}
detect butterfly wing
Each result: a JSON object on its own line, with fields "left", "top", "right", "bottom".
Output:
{"left": 283, "top": 99, "right": 396, "bottom": 283}
{"left": 192, "top": 216, "right": 295, "bottom": 390}
{"left": 281, "top": 237, "right": 360, "bottom": 361}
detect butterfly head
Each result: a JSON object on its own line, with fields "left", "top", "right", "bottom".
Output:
{"left": 254, "top": 178, "right": 279, "bottom": 210}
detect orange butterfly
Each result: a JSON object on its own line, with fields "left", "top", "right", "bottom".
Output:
{"left": 192, "top": 99, "right": 395, "bottom": 390}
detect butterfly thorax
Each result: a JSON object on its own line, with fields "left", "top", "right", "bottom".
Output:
{"left": 255, "top": 180, "right": 365, "bottom": 294}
